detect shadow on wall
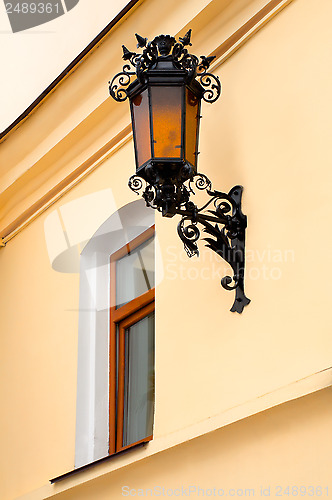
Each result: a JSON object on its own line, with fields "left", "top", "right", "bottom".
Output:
{"left": 43, "top": 192, "right": 163, "bottom": 308}
{"left": 44, "top": 189, "right": 120, "bottom": 273}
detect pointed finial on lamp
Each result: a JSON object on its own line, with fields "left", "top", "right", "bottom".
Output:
{"left": 200, "top": 55, "right": 216, "bottom": 69}
{"left": 122, "top": 45, "right": 135, "bottom": 60}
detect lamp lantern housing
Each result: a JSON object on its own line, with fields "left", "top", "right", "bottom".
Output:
{"left": 127, "top": 51, "right": 203, "bottom": 189}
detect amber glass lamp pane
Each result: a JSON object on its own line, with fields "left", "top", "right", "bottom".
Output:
{"left": 131, "top": 89, "right": 151, "bottom": 168}
{"left": 185, "top": 88, "right": 200, "bottom": 168}
{"left": 150, "top": 86, "right": 182, "bottom": 159}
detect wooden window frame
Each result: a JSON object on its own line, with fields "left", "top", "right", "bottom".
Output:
{"left": 109, "top": 226, "right": 155, "bottom": 455}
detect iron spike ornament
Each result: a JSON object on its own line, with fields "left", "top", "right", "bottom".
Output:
{"left": 108, "top": 32, "right": 250, "bottom": 313}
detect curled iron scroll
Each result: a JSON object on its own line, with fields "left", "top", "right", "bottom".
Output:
{"left": 177, "top": 217, "right": 201, "bottom": 258}
{"left": 221, "top": 275, "right": 239, "bottom": 291}
{"left": 198, "top": 72, "right": 221, "bottom": 103}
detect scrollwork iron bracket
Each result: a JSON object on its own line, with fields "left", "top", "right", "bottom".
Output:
{"left": 129, "top": 173, "right": 250, "bottom": 313}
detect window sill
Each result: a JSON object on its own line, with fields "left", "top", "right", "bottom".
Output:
{"left": 50, "top": 440, "right": 150, "bottom": 484}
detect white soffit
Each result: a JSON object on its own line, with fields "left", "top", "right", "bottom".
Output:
{"left": 0, "top": 0, "right": 129, "bottom": 131}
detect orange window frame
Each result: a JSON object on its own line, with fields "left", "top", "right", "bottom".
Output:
{"left": 109, "top": 226, "right": 155, "bottom": 455}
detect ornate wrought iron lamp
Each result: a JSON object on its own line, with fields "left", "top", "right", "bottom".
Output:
{"left": 109, "top": 30, "right": 250, "bottom": 313}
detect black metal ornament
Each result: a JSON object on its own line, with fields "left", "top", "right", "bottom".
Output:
{"left": 129, "top": 173, "right": 250, "bottom": 313}
{"left": 109, "top": 30, "right": 221, "bottom": 104}
{"left": 108, "top": 31, "right": 250, "bottom": 313}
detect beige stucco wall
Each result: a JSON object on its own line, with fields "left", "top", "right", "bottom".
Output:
{"left": 155, "top": 0, "right": 332, "bottom": 435}
{"left": 53, "top": 388, "right": 332, "bottom": 499}
{"left": 0, "top": 0, "right": 331, "bottom": 498}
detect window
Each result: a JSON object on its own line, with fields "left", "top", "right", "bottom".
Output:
{"left": 109, "top": 226, "right": 155, "bottom": 454}
{"left": 75, "top": 199, "right": 155, "bottom": 468}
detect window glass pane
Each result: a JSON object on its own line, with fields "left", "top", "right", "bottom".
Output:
{"left": 123, "top": 312, "right": 155, "bottom": 447}
{"left": 151, "top": 86, "right": 182, "bottom": 158}
{"left": 116, "top": 236, "right": 155, "bottom": 308}
{"left": 131, "top": 89, "right": 151, "bottom": 168}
